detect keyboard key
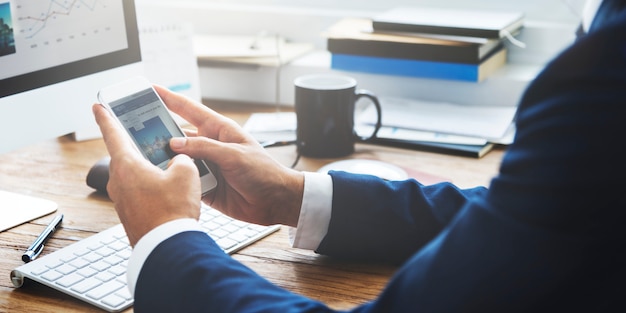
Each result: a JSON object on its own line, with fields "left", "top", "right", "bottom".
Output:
{"left": 30, "top": 266, "right": 49, "bottom": 276}
{"left": 86, "top": 280, "right": 125, "bottom": 300}
{"left": 95, "top": 271, "right": 116, "bottom": 282}
{"left": 55, "top": 264, "right": 76, "bottom": 275}
{"left": 108, "top": 264, "right": 126, "bottom": 276}
{"left": 70, "top": 257, "right": 91, "bottom": 269}
{"left": 73, "top": 248, "right": 91, "bottom": 257}
{"left": 41, "top": 270, "right": 64, "bottom": 282}
{"left": 222, "top": 223, "right": 240, "bottom": 233}
{"left": 77, "top": 267, "right": 98, "bottom": 278}
{"left": 87, "top": 242, "right": 104, "bottom": 251}
{"left": 202, "top": 221, "right": 221, "bottom": 231}
{"left": 213, "top": 216, "right": 231, "bottom": 225}
{"left": 56, "top": 273, "right": 84, "bottom": 288}
{"left": 82, "top": 252, "right": 103, "bottom": 263}
{"left": 71, "top": 279, "right": 102, "bottom": 294}
{"left": 242, "top": 228, "right": 261, "bottom": 237}
{"left": 117, "top": 249, "right": 132, "bottom": 260}
{"left": 100, "top": 237, "right": 117, "bottom": 245}
{"left": 95, "top": 246, "right": 116, "bottom": 257}
{"left": 115, "top": 286, "right": 132, "bottom": 301}
{"left": 45, "top": 259, "right": 63, "bottom": 269}
{"left": 102, "top": 293, "right": 127, "bottom": 308}
{"left": 229, "top": 232, "right": 250, "bottom": 243}
{"left": 108, "top": 241, "right": 128, "bottom": 251}
{"left": 60, "top": 255, "right": 77, "bottom": 263}
{"left": 216, "top": 237, "right": 238, "bottom": 250}
{"left": 211, "top": 228, "right": 229, "bottom": 238}
{"left": 90, "top": 260, "right": 111, "bottom": 272}
{"left": 103, "top": 254, "right": 124, "bottom": 266}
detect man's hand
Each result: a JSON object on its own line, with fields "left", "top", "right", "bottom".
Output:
{"left": 155, "top": 85, "right": 304, "bottom": 228}
{"left": 92, "top": 103, "right": 202, "bottom": 247}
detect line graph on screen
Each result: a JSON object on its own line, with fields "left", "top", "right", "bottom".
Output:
{"left": 1, "top": 0, "right": 128, "bottom": 80}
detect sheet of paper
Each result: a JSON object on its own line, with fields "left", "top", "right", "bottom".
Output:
{"left": 243, "top": 112, "right": 297, "bottom": 142}
{"left": 358, "top": 97, "right": 517, "bottom": 141}
{"left": 0, "top": 190, "right": 57, "bottom": 232}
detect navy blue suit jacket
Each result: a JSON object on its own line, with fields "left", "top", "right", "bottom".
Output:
{"left": 134, "top": 11, "right": 626, "bottom": 313}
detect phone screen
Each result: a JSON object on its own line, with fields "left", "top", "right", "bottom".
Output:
{"left": 107, "top": 87, "right": 210, "bottom": 176}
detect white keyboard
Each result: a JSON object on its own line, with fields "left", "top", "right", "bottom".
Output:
{"left": 11, "top": 205, "right": 280, "bottom": 312}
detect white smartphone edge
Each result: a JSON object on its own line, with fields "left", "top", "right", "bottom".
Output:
{"left": 97, "top": 76, "right": 218, "bottom": 195}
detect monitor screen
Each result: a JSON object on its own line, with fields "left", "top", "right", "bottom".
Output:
{"left": 0, "top": 0, "right": 143, "bottom": 228}
{"left": 0, "top": 0, "right": 142, "bottom": 153}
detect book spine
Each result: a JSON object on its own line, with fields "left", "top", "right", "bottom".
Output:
{"left": 331, "top": 53, "right": 482, "bottom": 82}
{"left": 327, "top": 38, "right": 483, "bottom": 64}
{"left": 371, "top": 22, "right": 502, "bottom": 39}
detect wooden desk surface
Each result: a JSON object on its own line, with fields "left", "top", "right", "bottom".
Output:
{"left": 0, "top": 102, "right": 504, "bottom": 312}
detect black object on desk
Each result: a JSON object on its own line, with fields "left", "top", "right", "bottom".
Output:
{"left": 86, "top": 156, "right": 111, "bottom": 194}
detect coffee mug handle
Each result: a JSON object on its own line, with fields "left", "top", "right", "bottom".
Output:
{"left": 354, "top": 89, "right": 382, "bottom": 142}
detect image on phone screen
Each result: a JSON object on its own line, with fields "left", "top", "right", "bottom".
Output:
{"left": 108, "top": 88, "right": 182, "bottom": 169}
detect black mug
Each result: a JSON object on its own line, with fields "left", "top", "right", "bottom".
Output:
{"left": 294, "top": 74, "right": 382, "bottom": 158}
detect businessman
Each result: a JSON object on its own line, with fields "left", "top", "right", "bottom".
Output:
{"left": 93, "top": 0, "right": 625, "bottom": 311}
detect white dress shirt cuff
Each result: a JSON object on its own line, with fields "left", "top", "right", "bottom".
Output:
{"left": 126, "top": 218, "right": 203, "bottom": 296}
{"left": 289, "top": 172, "right": 333, "bottom": 250}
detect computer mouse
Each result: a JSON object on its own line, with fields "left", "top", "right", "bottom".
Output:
{"left": 86, "top": 156, "right": 110, "bottom": 194}
{"left": 317, "top": 159, "right": 408, "bottom": 181}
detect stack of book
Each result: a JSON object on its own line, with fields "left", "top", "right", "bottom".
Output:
{"left": 324, "top": 7, "right": 524, "bottom": 82}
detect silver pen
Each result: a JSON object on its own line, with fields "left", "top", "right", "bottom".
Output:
{"left": 22, "top": 214, "right": 64, "bottom": 263}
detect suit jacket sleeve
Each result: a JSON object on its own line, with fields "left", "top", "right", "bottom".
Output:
{"left": 316, "top": 172, "right": 487, "bottom": 263}
{"left": 134, "top": 12, "right": 626, "bottom": 313}
{"left": 134, "top": 231, "right": 331, "bottom": 312}
{"left": 317, "top": 10, "right": 626, "bottom": 312}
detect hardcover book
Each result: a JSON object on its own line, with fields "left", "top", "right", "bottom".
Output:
{"left": 372, "top": 7, "right": 524, "bottom": 39}
{"left": 330, "top": 46, "right": 507, "bottom": 82}
{"left": 325, "top": 18, "right": 503, "bottom": 64}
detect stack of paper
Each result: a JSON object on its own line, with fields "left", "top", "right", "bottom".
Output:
{"left": 356, "top": 97, "right": 516, "bottom": 158}
{"left": 357, "top": 97, "right": 516, "bottom": 143}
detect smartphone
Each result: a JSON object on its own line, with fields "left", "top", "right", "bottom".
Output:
{"left": 97, "top": 76, "right": 218, "bottom": 195}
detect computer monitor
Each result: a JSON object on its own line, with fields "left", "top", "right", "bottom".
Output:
{"left": 0, "top": 0, "right": 143, "bottom": 230}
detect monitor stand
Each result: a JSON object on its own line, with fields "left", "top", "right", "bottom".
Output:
{"left": 0, "top": 190, "right": 57, "bottom": 232}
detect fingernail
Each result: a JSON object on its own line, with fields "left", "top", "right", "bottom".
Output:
{"left": 170, "top": 137, "right": 187, "bottom": 149}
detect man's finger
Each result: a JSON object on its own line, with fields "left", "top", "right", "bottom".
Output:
{"left": 154, "top": 85, "right": 227, "bottom": 136}
{"left": 92, "top": 103, "right": 141, "bottom": 160}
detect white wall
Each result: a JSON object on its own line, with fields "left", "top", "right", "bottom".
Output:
{"left": 134, "top": 0, "right": 586, "bottom": 107}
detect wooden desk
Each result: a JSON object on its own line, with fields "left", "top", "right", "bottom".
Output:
{"left": 0, "top": 103, "right": 504, "bottom": 312}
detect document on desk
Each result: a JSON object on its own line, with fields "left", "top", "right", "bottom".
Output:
{"left": 243, "top": 112, "right": 297, "bottom": 142}
{"left": 242, "top": 110, "right": 503, "bottom": 147}
{"left": 357, "top": 97, "right": 517, "bottom": 143}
